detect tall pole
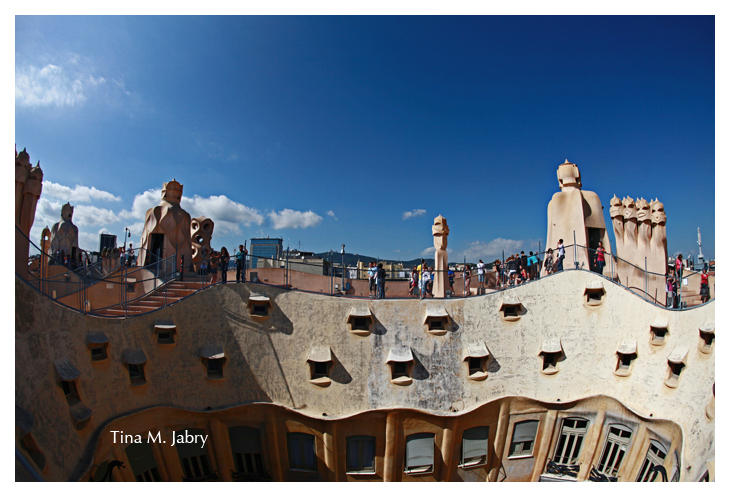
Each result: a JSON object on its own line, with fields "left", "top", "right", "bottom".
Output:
{"left": 341, "top": 244, "right": 345, "bottom": 294}
{"left": 573, "top": 230, "right": 577, "bottom": 269}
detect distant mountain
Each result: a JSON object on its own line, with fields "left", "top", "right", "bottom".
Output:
{"left": 314, "top": 252, "right": 434, "bottom": 267}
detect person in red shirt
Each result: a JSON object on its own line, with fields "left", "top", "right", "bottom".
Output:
{"left": 700, "top": 268, "right": 710, "bottom": 303}
{"left": 595, "top": 241, "right": 606, "bottom": 275}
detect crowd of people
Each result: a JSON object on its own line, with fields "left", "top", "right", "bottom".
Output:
{"left": 193, "top": 244, "right": 249, "bottom": 285}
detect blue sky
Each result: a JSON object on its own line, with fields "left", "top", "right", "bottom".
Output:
{"left": 15, "top": 15, "right": 715, "bottom": 262}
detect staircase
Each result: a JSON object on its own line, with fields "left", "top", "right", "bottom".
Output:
{"left": 94, "top": 276, "right": 207, "bottom": 317}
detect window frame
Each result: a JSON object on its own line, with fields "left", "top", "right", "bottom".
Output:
{"left": 287, "top": 432, "right": 318, "bottom": 472}
{"left": 636, "top": 440, "right": 668, "bottom": 482}
{"left": 552, "top": 417, "right": 589, "bottom": 466}
{"left": 508, "top": 420, "right": 539, "bottom": 459}
{"left": 404, "top": 433, "right": 435, "bottom": 475}
{"left": 459, "top": 426, "right": 489, "bottom": 468}
{"left": 345, "top": 435, "right": 376, "bottom": 474}
{"left": 595, "top": 424, "right": 632, "bottom": 478}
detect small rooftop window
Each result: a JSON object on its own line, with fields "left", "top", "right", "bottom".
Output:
{"left": 154, "top": 320, "right": 176, "bottom": 345}
{"left": 650, "top": 316, "right": 669, "bottom": 345}
{"left": 499, "top": 297, "right": 523, "bottom": 321}
{"left": 307, "top": 346, "right": 332, "bottom": 386}
{"left": 123, "top": 348, "right": 148, "bottom": 386}
{"left": 614, "top": 339, "right": 637, "bottom": 377}
{"left": 698, "top": 322, "right": 715, "bottom": 354}
{"left": 347, "top": 307, "right": 373, "bottom": 336}
{"left": 424, "top": 308, "right": 450, "bottom": 335}
{"left": 248, "top": 294, "right": 271, "bottom": 320}
{"left": 387, "top": 347, "right": 414, "bottom": 386}
{"left": 664, "top": 346, "right": 688, "bottom": 388}
{"left": 463, "top": 343, "right": 490, "bottom": 381}
{"left": 539, "top": 338, "right": 563, "bottom": 375}
{"left": 201, "top": 345, "right": 226, "bottom": 379}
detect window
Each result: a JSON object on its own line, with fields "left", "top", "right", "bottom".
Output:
{"left": 176, "top": 428, "right": 214, "bottom": 481}
{"left": 509, "top": 421, "right": 538, "bottom": 457}
{"left": 352, "top": 317, "right": 369, "bottom": 331}
{"left": 126, "top": 441, "right": 161, "bottom": 482}
{"left": 229, "top": 427, "right": 265, "bottom": 477}
{"left": 636, "top": 440, "right": 668, "bottom": 482}
{"left": 128, "top": 364, "right": 146, "bottom": 385}
{"left": 90, "top": 345, "right": 107, "bottom": 361}
{"left": 346, "top": 436, "right": 375, "bottom": 474}
{"left": 503, "top": 305, "right": 519, "bottom": 317}
{"left": 429, "top": 319, "right": 444, "bottom": 331}
{"left": 387, "top": 347, "right": 414, "bottom": 385}
{"left": 252, "top": 305, "right": 268, "bottom": 316}
{"left": 553, "top": 418, "right": 589, "bottom": 465}
{"left": 585, "top": 288, "right": 604, "bottom": 305}
{"left": 650, "top": 327, "right": 668, "bottom": 345}
{"left": 154, "top": 321, "right": 176, "bottom": 345}
{"left": 596, "top": 425, "right": 632, "bottom": 478}
{"left": 542, "top": 353, "right": 557, "bottom": 371}
{"left": 460, "top": 426, "right": 489, "bottom": 467}
{"left": 469, "top": 357, "right": 484, "bottom": 376}
{"left": 207, "top": 358, "right": 224, "bottom": 378}
{"left": 392, "top": 362, "right": 409, "bottom": 379}
{"left": 287, "top": 433, "right": 317, "bottom": 471}
{"left": 61, "top": 380, "right": 80, "bottom": 406}
{"left": 405, "top": 433, "right": 434, "bottom": 474}
{"left": 615, "top": 352, "right": 636, "bottom": 376}
{"left": 664, "top": 361, "right": 685, "bottom": 388}
{"left": 312, "top": 361, "right": 329, "bottom": 379}
{"left": 699, "top": 330, "right": 714, "bottom": 353}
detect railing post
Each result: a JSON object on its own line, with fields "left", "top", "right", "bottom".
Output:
{"left": 645, "top": 257, "right": 648, "bottom": 300}
{"left": 573, "top": 231, "right": 577, "bottom": 270}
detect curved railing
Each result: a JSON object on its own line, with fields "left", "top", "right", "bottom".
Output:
{"left": 16, "top": 226, "right": 713, "bottom": 316}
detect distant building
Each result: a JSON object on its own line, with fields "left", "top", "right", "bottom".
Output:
{"left": 250, "top": 237, "right": 283, "bottom": 269}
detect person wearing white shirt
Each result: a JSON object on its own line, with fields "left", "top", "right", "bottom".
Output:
{"left": 477, "top": 260, "right": 486, "bottom": 289}
{"left": 420, "top": 267, "right": 431, "bottom": 299}
{"left": 556, "top": 239, "right": 565, "bottom": 271}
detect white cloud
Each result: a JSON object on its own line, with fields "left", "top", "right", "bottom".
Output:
{"left": 73, "top": 205, "right": 120, "bottom": 226}
{"left": 42, "top": 181, "right": 121, "bottom": 202}
{"left": 420, "top": 247, "right": 435, "bottom": 257}
{"left": 403, "top": 209, "right": 426, "bottom": 220}
{"left": 326, "top": 210, "right": 338, "bottom": 221}
{"left": 461, "top": 238, "right": 541, "bottom": 261}
{"left": 16, "top": 63, "right": 91, "bottom": 107}
{"left": 268, "top": 209, "right": 323, "bottom": 230}
{"left": 16, "top": 56, "right": 130, "bottom": 108}
{"left": 182, "top": 195, "right": 265, "bottom": 235}
{"left": 119, "top": 189, "right": 161, "bottom": 220}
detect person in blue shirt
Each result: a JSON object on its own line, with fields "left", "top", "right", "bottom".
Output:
{"left": 235, "top": 245, "right": 247, "bottom": 283}
{"left": 448, "top": 269, "right": 455, "bottom": 295}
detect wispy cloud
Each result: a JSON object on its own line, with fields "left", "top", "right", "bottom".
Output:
{"left": 403, "top": 209, "right": 426, "bottom": 220}
{"left": 42, "top": 181, "right": 121, "bottom": 202}
{"left": 73, "top": 205, "right": 120, "bottom": 226}
{"left": 16, "top": 53, "right": 131, "bottom": 109}
{"left": 461, "top": 238, "right": 541, "bottom": 261}
{"left": 118, "top": 189, "right": 161, "bottom": 220}
{"left": 268, "top": 209, "right": 323, "bottom": 229}
{"left": 326, "top": 210, "right": 338, "bottom": 221}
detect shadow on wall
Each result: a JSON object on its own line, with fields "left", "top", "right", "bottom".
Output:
{"left": 410, "top": 351, "right": 430, "bottom": 381}
{"left": 370, "top": 312, "right": 387, "bottom": 336}
{"left": 329, "top": 350, "right": 353, "bottom": 385}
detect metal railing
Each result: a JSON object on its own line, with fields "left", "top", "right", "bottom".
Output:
{"left": 16, "top": 226, "right": 713, "bottom": 315}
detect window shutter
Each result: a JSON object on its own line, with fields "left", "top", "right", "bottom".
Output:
{"left": 229, "top": 426, "right": 262, "bottom": 454}
{"left": 406, "top": 433, "right": 434, "bottom": 469}
{"left": 175, "top": 428, "right": 207, "bottom": 459}
{"left": 462, "top": 426, "right": 488, "bottom": 462}
{"left": 125, "top": 441, "right": 157, "bottom": 476}
{"left": 512, "top": 421, "right": 538, "bottom": 443}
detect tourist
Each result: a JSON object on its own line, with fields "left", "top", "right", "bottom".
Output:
{"left": 220, "top": 247, "right": 230, "bottom": 283}
{"left": 595, "top": 242, "right": 606, "bottom": 275}
{"left": 127, "top": 243, "right": 135, "bottom": 267}
{"left": 520, "top": 266, "right": 529, "bottom": 284}
{"left": 209, "top": 250, "right": 219, "bottom": 285}
{"left": 368, "top": 262, "right": 377, "bottom": 298}
{"left": 674, "top": 254, "right": 684, "bottom": 282}
{"left": 448, "top": 268, "right": 455, "bottom": 295}
{"left": 518, "top": 250, "right": 530, "bottom": 278}
{"left": 545, "top": 248, "right": 554, "bottom": 275}
{"left": 477, "top": 259, "right": 486, "bottom": 289}
{"left": 525, "top": 252, "right": 533, "bottom": 281}
{"left": 376, "top": 263, "right": 386, "bottom": 299}
{"left": 429, "top": 267, "right": 435, "bottom": 296}
{"left": 493, "top": 259, "right": 503, "bottom": 288}
{"left": 463, "top": 264, "right": 471, "bottom": 297}
{"left": 235, "top": 244, "right": 247, "bottom": 283}
{"left": 529, "top": 251, "right": 539, "bottom": 280}
{"left": 179, "top": 255, "right": 185, "bottom": 282}
{"left": 507, "top": 255, "right": 516, "bottom": 285}
{"left": 421, "top": 265, "right": 431, "bottom": 299}
{"left": 119, "top": 247, "right": 126, "bottom": 268}
{"left": 409, "top": 268, "right": 418, "bottom": 297}
{"left": 700, "top": 268, "right": 710, "bottom": 303}
{"left": 556, "top": 239, "right": 565, "bottom": 271}
{"left": 666, "top": 273, "right": 675, "bottom": 308}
